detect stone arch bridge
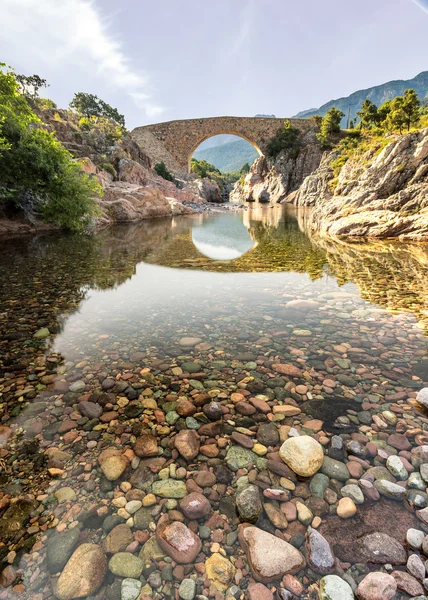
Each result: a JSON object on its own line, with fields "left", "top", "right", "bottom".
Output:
{"left": 132, "top": 116, "right": 318, "bottom": 173}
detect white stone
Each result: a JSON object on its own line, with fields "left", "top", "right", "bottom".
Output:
{"left": 406, "top": 528, "right": 425, "bottom": 549}
{"left": 279, "top": 435, "right": 324, "bottom": 477}
{"left": 241, "top": 525, "right": 305, "bottom": 582}
{"left": 319, "top": 575, "right": 354, "bottom": 599}
{"left": 416, "top": 388, "right": 428, "bottom": 408}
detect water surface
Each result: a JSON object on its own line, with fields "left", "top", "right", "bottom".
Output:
{"left": 1, "top": 205, "right": 428, "bottom": 599}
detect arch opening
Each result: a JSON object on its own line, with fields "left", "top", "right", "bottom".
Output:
{"left": 188, "top": 132, "right": 262, "bottom": 174}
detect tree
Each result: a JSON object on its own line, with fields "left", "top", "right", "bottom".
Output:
{"left": 384, "top": 97, "right": 408, "bottom": 134}
{"left": 15, "top": 73, "right": 49, "bottom": 98}
{"left": 357, "top": 99, "right": 379, "bottom": 129}
{"left": 190, "top": 158, "right": 221, "bottom": 179}
{"left": 402, "top": 88, "right": 420, "bottom": 131}
{"left": 240, "top": 162, "right": 250, "bottom": 174}
{"left": 317, "top": 107, "right": 344, "bottom": 148}
{"left": 266, "top": 120, "right": 300, "bottom": 158}
{"left": 154, "top": 161, "right": 174, "bottom": 182}
{"left": 378, "top": 99, "right": 393, "bottom": 124}
{"left": 0, "top": 64, "right": 100, "bottom": 231}
{"left": 70, "top": 92, "right": 126, "bottom": 129}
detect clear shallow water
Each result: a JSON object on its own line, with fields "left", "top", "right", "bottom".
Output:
{"left": 1, "top": 205, "right": 428, "bottom": 599}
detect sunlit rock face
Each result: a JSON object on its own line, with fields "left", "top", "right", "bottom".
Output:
{"left": 191, "top": 214, "right": 256, "bottom": 260}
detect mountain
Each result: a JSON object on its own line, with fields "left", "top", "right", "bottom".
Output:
{"left": 193, "top": 114, "right": 276, "bottom": 171}
{"left": 196, "top": 134, "right": 240, "bottom": 151}
{"left": 294, "top": 71, "right": 428, "bottom": 126}
{"left": 193, "top": 138, "right": 259, "bottom": 172}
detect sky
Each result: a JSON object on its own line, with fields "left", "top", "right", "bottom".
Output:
{"left": 0, "top": 0, "right": 427, "bottom": 130}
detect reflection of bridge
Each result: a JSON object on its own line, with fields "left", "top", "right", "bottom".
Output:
{"left": 132, "top": 116, "right": 318, "bottom": 173}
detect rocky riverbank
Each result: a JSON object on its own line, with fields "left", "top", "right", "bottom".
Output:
{"left": 0, "top": 107, "right": 240, "bottom": 236}
{"left": 290, "top": 128, "right": 428, "bottom": 240}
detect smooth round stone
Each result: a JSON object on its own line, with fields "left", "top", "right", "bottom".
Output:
{"left": 337, "top": 497, "right": 356, "bottom": 518}
{"left": 279, "top": 436, "right": 324, "bottom": 477}
{"left": 321, "top": 456, "right": 350, "bottom": 482}
{"left": 236, "top": 485, "right": 262, "bottom": 523}
{"left": 416, "top": 388, "right": 428, "bottom": 408}
{"left": 409, "top": 472, "right": 426, "bottom": 490}
{"left": 125, "top": 501, "right": 142, "bottom": 515}
{"left": 205, "top": 553, "right": 236, "bottom": 592}
{"left": 109, "top": 553, "right": 143, "bottom": 578}
{"left": 178, "top": 337, "right": 202, "bottom": 347}
{"left": 54, "top": 487, "right": 77, "bottom": 504}
{"left": 310, "top": 473, "right": 330, "bottom": 498}
{"left": 306, "top": 528, "right": 335, "bottom": 574}
{"left": 407, "top": 528, "right": 425, "bottom": 549}
{"left": 178, "top": 578, "right": 196, "bottom": 600}
{"left": 341, "top": 484, "right": 364, "bottom": 505}
{"left": 101, "top": 455, "right": 128, "bottom": 481}
{"left": 55, "top": 544, "right": 107, "bottom": 600}
{"left": 121, "top": 578, "right": 142, "bottom": 600}
{"left": 407, "top": 553, "right": 426, "bottom": 580}
{"left": 356, "top": 572, "right": 397, "bottom": 600}
{"left": 296, "top": 501, "right": 313, "bottom": 525}
{"left": 374, "top": 479, "right": 407, "bottom": 500}
{"left": 180, "top": 362, "right": 201, "bottom": 373}
{"left": 386, "top": 455, "right": 408, "bottom": 481}
{"left": 69, "top": 380, "right": 85, "bottom": 393}
{"left": 152, "top": 479, "right": 187, "bottom": 498}
{"left": 33, "top": 327, "right": 50, "bottom": 339}
{"left": 319, "top": 575, "right": 354, "bottom": 599}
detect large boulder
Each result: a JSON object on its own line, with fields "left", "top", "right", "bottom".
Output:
{"left": 238, "top": 524, "right": 305, "bottom": 583}
{"left": 196, "top": 178, "right": 223, "bottom": 203}
{"left": 279, "top": 435, "right": 324, "bottom": 477}
{"left": 55, "top": 544, "right": 107, "bottom": 600}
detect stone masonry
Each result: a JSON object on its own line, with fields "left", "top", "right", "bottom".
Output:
{"left": 132, "top": 116, "right": 318, "bottom": 173}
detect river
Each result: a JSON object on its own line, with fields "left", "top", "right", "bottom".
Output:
{"left": 0, "top": 205, "right": 428, "bottom": 599}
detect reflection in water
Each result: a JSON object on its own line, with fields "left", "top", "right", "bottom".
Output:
{"left": 191, "top": 213, "right": 256, "bottom": 260}
{"left": 0, "top": 206, "right": 428, "bottom": 598}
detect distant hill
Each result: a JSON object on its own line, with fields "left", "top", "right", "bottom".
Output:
{"left": 254, "top": 114, "right": 276, "bottom": 118}
{"left": 294, "top": 71, "right": 428, "bottom": 126}
{"left": 193, "top": 138, "right": 259, "bottom": 172}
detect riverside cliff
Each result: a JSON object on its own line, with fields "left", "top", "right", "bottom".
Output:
{"left": 0, "top": 106, "right": 218, "bottom": 235}
{"left": 291, "top": 128, "right": 428, "bottom": 240}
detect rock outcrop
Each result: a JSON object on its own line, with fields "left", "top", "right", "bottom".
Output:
{"left": 0, "top": 107, "right": 205, "bottom": 235}
{"left": 291, "top": 128, "right": 428, "bottom": 240}
{"left": 230, "top": 135, "right": 323, "bottom": 204}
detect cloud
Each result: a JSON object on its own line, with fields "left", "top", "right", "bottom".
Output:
{"left": 412, "top": 0, "right": 428, "bottom": 13}
{"left": 0, "top": 0, "right": 164, "bottom": 119}
{"left": 229, "top": 0, "right": 257, "bottom": 57}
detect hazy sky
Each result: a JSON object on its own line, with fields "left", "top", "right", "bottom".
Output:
{"left": 1, "top": 0, "right": 427, "bottom": 129}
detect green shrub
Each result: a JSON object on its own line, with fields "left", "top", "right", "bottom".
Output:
{"left": 35, "top": 97, "right": 57, "bottom": 110}
{"left": 0, "top": 63, "right": 101, "bottom": 231}
{"left": 154, "top": 161, "right": 174, "bottom": 182}
{"left": 70, "top": 92, "right": 126, "bottom": 129}
{"left": 317, "top": 107, "right": 344, "bottom": 149}
{"left": 266, "top": 120, "right": 300, "bottom": 158}
{"left": 101, "top": 162, "right": 117, "bottom": 178}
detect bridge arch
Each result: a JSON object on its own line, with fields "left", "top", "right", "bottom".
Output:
{"left": 187, "top": 131, "right": 263, "bottom": 173}
{"left": 132, "top": 116, "right": 318, "bottom": 174}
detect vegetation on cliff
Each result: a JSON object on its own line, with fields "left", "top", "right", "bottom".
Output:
{"left": 266, "top": 120, "right": 301, "bottom": 158}
{"left": 0, "top": 64, "right": 101, "bottom": 231}
{"left": 327, "top": 88, "right": 428, "bottom": 188}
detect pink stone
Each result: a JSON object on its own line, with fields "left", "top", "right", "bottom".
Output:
{"left": 356, "top": 572, "right": 397, "bottom": 600}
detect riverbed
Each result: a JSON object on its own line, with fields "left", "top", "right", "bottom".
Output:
{"left": 1, "top": 205, "right": 428, "bottom": 599}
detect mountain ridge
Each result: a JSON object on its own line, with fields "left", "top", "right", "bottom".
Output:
{"left": 294, "top": 71, "right": 428, "bottom": 125}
